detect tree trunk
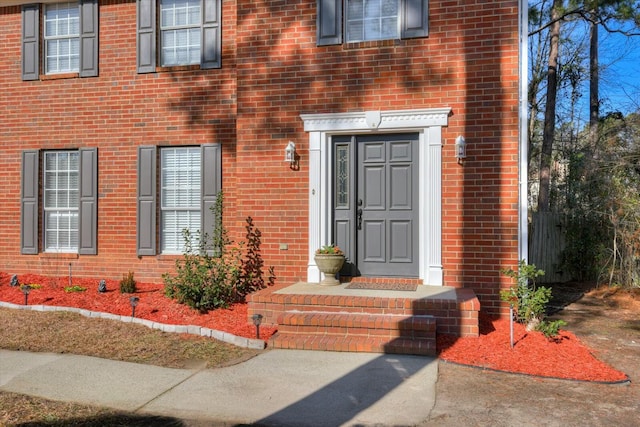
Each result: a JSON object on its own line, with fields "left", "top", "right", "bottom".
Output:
{"left": 538, "top": 0, "right": 562, "bottom": 212}
{"left": 589, "top": 18, "right": 599, "bottom": 147}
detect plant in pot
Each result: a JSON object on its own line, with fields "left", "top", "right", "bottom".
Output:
{"left": 314, "top": 244, "right": 345, "bottom": 286}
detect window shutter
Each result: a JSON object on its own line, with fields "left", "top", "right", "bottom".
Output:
{"left": 317, "top": 0, "right": 342, "bottom": 46}
{"left": 21, "top": 4, "right": 40, "bottom": 81}
{"left": 137, "top": 146, "right": 157, "bottom": 255}
{"left": 21, "top": 150, "right": 39, "bottom": 254}
{"left": 401, "top": 0, "right": 429, "bottom": 39}
{"left": 201, "top": 144, "right": 221, "bottom": 255}
{"left": 202, "top": 0, "right": 222, "bottom": 69}
{"left": 78, "top": 148, "right": 98, "bottom": 255}
{"left": 137, "top": 0, "right": 156, "bottom": 73}
{"left": 79, "top": 0, "right": 99, "bottom": 77}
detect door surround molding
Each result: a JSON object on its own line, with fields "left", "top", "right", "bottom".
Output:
{"left": 301, "top": 108, "right": 451, "bottom": 286}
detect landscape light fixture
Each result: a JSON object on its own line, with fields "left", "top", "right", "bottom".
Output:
{"left": 455, "top": 135, "right": 467, "bottom": 164}
{"left": 129, "top": 296, "right": 140, "bottom": 318}
{"left": 10, "top": 274, "right": 19, "bottom": 287}
{"left": 21, "top": 285, "right": 31, "bottom": 305}
{"left": 252, "top": 313, "right": 263, "bottom": 339}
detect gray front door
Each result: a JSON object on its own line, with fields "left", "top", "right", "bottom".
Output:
{"left": 333, "top": 134, "right": 419, "bottom": 277}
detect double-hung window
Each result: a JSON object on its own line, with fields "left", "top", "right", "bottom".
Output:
{"left": 137, "top": 0, "right": 222, "bottom": 72}
{"left": 317, "top": 0, "right": 429, "bottom": 46}
{"left": 21, "top": 149, "right": 98, "bottom": 255}
{"left": 43, "top": 151, "right": 80, "bottom": 252}
{"left": 44, "top": 3, "right": 80, "bottom": 74}
{"left": 160, "top": 0, "right": 202, "bottom": 66}
{"left": 137, "top": 144, "right": 221, "bottom": 256}
{"left": 160, "top": 147, "right": 202, "bottom": 253}
{"left": 21, "top": 1, "right": 99, "bottom": 80}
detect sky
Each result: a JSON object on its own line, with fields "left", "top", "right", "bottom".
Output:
{"left": 597, "top": 30, "right": 640, "bottom": 116}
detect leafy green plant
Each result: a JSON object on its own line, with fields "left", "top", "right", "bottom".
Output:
{"left": 119, "top": 271, "right": 137, "bottom": 294}
{"left": 163, "top": 192, "right": 275, "bottom": 313}
{"left": 64, "top": 285, "right": 87, "bottom": 293}
{"left": 536, "top": 319, "right": 567, "bottom": 340}
{"left": 501, "top": 260, "right": 561, "bottom": 335}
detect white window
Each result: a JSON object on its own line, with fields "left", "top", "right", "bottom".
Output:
{"left": 43, "top": 151, "right": 80, "bottom": 252}
{"left": 160, "top": 0, "right": 202, "bottom": 66}
{"left": 346, "top": 0, "right": 399, "bottom": 43}
{"left": 44, "top": 2, "right": 80, "bottom": 74}
{"left": 160, "top": 147, "right": 202, "bottom": 253}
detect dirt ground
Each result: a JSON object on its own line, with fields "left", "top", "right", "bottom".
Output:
{"left": 424, "top": 283, "right": 640, "bottom": 427}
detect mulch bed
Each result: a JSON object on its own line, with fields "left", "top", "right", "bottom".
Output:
{"left": 0, "top": 272, "right": 629, "bottom": 383}
{"left": 345, "top": 282, "right": 418, "bottom": 291}
{"left": 437, "top": 314, "right": 629, "bottom": 383}
{"left": 0, "top": 272, "right": 276, "bottom": 341}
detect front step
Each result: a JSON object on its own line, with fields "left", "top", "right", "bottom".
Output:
{"left": 269, "top": 311, "right": 436, "bottom": 356}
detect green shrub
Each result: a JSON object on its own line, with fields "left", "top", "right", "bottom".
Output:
{"left": 163, "top": 192, "right": 275, "bottom": 313}
{"left": 64, "top": 285, "right": 87, "bottom": 293}
{"left": 536, "top": 319, "right": 567, "bottom": 340}
{"left": 501, "top": 260, "right": 564, "bottom": 338}
{"left": 119, "top": 271, "right": 137, "bottom": 294}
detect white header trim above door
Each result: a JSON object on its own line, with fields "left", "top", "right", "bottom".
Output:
{"left": 301, "top": 108, "right": 451, "bottom": 286}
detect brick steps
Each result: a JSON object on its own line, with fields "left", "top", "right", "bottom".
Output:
{"left": 269, "top": 311, "right": 436, "bottom": 356}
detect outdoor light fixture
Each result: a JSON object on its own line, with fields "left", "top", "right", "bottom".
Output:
{"left": 252, "top": 313, "right": 263, "bottom": 339}
{"left": 285, "top": 141, "right": 296, "bottom": 166}
{"left": 455, "top": 135, "right": 467, "bottom": 164}
{"left": 21, "top": 285, "right": 31, "bottom": 305}
{"left": 10, "top": 274, "right": 18, "bottom": 287}
{"left": 129, "top": 296, "right": 140, "bottom": 318}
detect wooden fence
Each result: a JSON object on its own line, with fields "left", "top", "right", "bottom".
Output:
{"left": 529, "top": 212, "right": 567, "bottom": 283}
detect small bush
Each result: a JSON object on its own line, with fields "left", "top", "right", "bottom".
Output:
{"left": 501, "top": 260, "right": 565, "bottom": 338}
{"left": 119, "top": 271, "right": 137, "bottom": 294}
{"left": 64, "top": 285, "right": 87, "bottom": 293}
{"left": 163, "top": 192, "right": 275, "bottom": 313}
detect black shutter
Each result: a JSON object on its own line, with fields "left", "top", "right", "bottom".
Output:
{"left": 78, "top": 148, "right": 98, "bottom": 255}
{"left": 401, "top": 0, "right": 429, "bottom": 39}
{"left": 79, "top": 0, "right": 99, "bottom": 77}
{"left": 137, "top": 0, "right": 156, "bottom": 73}
{"left": 202, "top": 0, "right": 221, "bottom": 69}
{"left": 201, "top": 144, "right": 222, "bottom": 255}
{"left": 21, "top": 4, "right": 40, "bottom": 81}
{"left": 317, "top": 0, "right": 342, "bottom": 46}
{"left": 137, "top": 146, "right": 157, "bottom": 255}
{"left": 21, "top": 150, "right": 39, "bottom": 254}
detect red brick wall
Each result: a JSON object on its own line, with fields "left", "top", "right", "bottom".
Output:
{"left": 0, "top": 0, "right": 520, "bottom": 315}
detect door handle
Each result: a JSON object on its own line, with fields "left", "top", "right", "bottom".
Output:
{"left": 357, "top": 208, "right": 363, "bottom": 230}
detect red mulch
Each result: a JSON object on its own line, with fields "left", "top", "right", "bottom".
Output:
{"left": 0, "top": 272, "right": 629, "bottom": 382}
{"left": 437, "top": 314, "right": 628, "bottom": 383}
{"left": 0, "top": 272, "right": 276, "bottom": 341}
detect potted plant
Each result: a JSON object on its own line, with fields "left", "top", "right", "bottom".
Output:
{"left": 314, "top": 244, "right": 345, "bottom": 286}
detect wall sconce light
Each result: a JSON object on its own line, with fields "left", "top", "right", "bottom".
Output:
{"left": 129, "top": 296, "right": 140, "bottom": 318}
{"left": 251, "top": 313, "right": 263, "bottom": 339}
{"left": 455, "top": 135, "right": 467, "bottom": 164}
{"left": 285, "top": 141, "right": 296, "bottom": 166}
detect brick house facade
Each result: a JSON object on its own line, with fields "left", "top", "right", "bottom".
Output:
{"left": 0, "top": 0, "right": 523, "bottom": 317}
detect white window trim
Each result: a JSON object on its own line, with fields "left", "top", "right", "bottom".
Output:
{"left": 301, "top": 107, "right": 450, "bottom": 285}
{"left": 44, "top": 2, "right": 80, "bottom": 74}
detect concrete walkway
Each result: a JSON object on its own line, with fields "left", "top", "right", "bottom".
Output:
{"left": 0, "top": 349, "right": 438, "bottom": 426}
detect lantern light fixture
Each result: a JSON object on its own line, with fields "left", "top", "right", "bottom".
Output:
{"left": 455, "top": 135, "right": 467, "bottom": 164}
{"left": 129, "top": 296, "right": 140, "bottom": 318}
{"left": 251, "top": 313, "right": 263, "bottom": 339}
{"left": 285, "top": 141, "right": 296, "bottom": 166}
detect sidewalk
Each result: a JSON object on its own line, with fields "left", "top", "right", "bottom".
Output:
{"left": 0, "top": 349, "right": 438, "bottom": 426}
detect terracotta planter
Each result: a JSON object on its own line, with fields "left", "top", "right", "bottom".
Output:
{"left": 314, "top": 254, "right": 345, "bottom": 286}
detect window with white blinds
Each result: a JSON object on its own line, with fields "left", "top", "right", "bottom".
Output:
{"left": 44, "top": 2, "right": 80, "bottom": 74}
{"left": 160, "top": 0, "right": 202, "bottom": 66}
{"left": 346, "top": 0, "right": 399, "bottom": 43}
{"left": 43, "top": 151, "right": 80, "bottom": 252}
{"left": 160, "top": 147, "right": 202, "bottom": 253}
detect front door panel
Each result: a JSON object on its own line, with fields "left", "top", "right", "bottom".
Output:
{"left": 333, "top": 134, "right": 418, "bottom": 277}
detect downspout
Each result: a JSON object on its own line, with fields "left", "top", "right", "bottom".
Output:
{"left": 518, "top": 0, "right": 529, "bottom": 263}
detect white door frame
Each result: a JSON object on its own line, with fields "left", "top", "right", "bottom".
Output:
{"left": 301, "top": 108, "right": 451, "bottom": 286}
